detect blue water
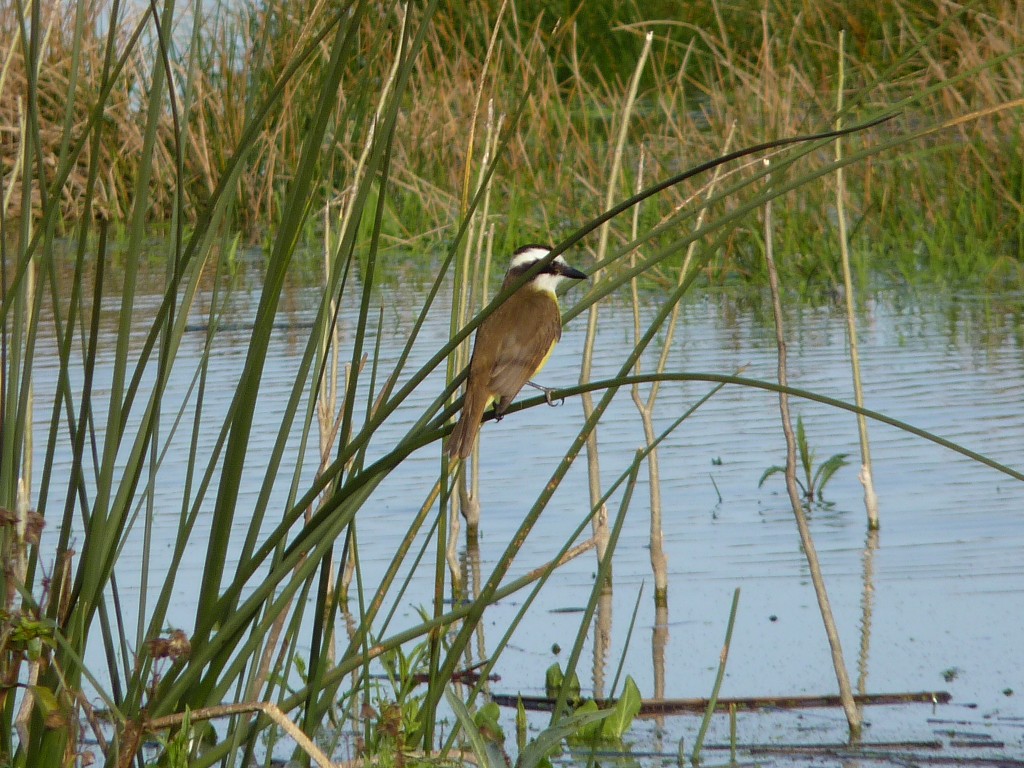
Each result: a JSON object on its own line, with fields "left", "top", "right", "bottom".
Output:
{"left": 29, "top": 260, "right": 1024, "bottom": 764}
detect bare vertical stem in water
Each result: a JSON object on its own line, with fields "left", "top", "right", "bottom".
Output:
{"left": 626, "top": 150, "right": 666, "bottom": 603}
{"left": 652, "top": 602, "right": 668, "bottom": 710}
{"left": 857, "top": 528, "right": 879, "bottom": 696}
{"left": 762, "top": 161, "right": 861, "bottom": 736}
{"left": 629, "top": 123, "right": 736, "bottom": 609}
{"left": 592, "top": 587, "right": 612, "bottom": 699}
{"left": 580, "top": 30, "right": 653, "bottom": 572}
{"left": 835, "top": 31, "right": 880, "bottom": 530}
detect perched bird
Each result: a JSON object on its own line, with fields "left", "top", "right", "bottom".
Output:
{"left": 446, "top": 244, "right": 587, "bottom": 460}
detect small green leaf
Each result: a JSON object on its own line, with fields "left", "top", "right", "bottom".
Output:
{"left": 813, "top": 453, "right": 850, "bottom": 498}
{"left": 544, "top": 663, "right": 579, "bottom": 699}
{"left": 162, "top": 706, "right": 193, "bottom": 768}
{"left": 544, "top": 663, "right": 563, "bottom": 696}
{"left": 9, "top": 616, "right": 53, "bottom": 647}
{"left": 796, "top": 416, "right": 816, "bottom": 488}
{"left": 516, "top": 697, "right": 527, "bottom": 753}
{"left": 758, "top": 465, "right": 784, "bottom": 487}
{"left": 568, "top": 700, "right": 602, "bottom": 743}
{"left": 445, "top": 687, "right": 505, "bottom": 768}
{"left": 600, "top": 676, "right": 641, "bottom": 740}
{"left": 564, "top": 670, "right": 581, "bottom": 698}
{"left": 475, "top": 701, "right": 505, "bottom": 743}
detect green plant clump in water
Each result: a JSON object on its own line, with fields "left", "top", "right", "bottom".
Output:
{"left": 567, "top": 677, "right": 642, "bottom": 745}
{"left": 759, "top": 416, "right": 850, "bottom": 502}
{"left": 447, "top": 676, "right": 640, "bottom": 768}
{"left": 542, "top": 663, "right": 642, "bottom": 744}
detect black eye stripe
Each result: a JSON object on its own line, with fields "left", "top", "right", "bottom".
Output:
{"left": 507, "top": 260, "right": 565, "bottom": 279}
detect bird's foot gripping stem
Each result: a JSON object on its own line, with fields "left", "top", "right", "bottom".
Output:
{"left": 526, "top": 381, "right": 564, "bottom": 407}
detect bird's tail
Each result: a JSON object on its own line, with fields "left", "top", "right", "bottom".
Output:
{"left": 446, "top": 388, "right": 490, "bottom": 460}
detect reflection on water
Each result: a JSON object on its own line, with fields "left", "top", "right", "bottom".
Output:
{"left": 32, "top": 258, "right": 1024, "bottom": 759}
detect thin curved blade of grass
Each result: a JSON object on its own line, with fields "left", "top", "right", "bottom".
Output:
{"left": 445, "top": 686, "right": 508, "bottom": 768}
{"left": 509, "top": 373, "right": 1024, "bottom": 484}
{"left": 691, "top": 587, "right": 741, "bottom": 763}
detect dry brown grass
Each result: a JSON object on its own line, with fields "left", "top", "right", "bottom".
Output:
{"left": 3, "top": 0, "right": 1022, "bottom": 268}
{"left": 0, "top": 3, "right": 156, "bottom": 221}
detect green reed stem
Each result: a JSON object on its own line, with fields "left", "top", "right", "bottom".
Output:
{"left": 691, "top": 587, "right": 740, "bottom": 765}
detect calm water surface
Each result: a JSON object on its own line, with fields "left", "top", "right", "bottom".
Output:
{"left": 32, "top": 258, "right": 1024, "bottom": 764}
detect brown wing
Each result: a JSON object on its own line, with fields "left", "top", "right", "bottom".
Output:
{"left": 487, "top": 289, "right": 562, "bottom": 403}
{"left": 448, "top": 286, "right": 563, "bottom": 458}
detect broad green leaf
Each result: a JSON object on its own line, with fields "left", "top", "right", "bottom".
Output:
{"left": 567, "top": 699, "right": 602, "bottom": 743}
{"left": 518, "top": 706, "right": 613, "bottom": 768}
{"left": 601, "top": 676, "right": 642, "bottom": 740}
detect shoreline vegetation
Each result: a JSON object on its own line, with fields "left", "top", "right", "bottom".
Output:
{"left": 3, "top": 1, "right": 1023, "bottom": 285}
{"left": 2, "top": 0, "right": 1023, "bottom": 765}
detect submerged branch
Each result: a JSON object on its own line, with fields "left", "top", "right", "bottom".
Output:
{"left": 492, "top": 690, "right": 952, "bottom": 714}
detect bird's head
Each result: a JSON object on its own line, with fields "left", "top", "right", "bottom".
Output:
{"left": 506, "top": 245, "right": 587, "bottom": 295}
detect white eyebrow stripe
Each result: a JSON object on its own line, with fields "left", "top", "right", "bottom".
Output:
{"left": 509, "top": 246, "right": 552, "bottom": 270}
{"left": 508, "top": 249, "right": 573, "bottom": 273}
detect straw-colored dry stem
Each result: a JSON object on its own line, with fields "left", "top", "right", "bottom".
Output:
{"left": 627, "top": 148, "right": 669, "bottom": 604}
{"left": 629, "top": 120, "right": 737, "bottom": 606}
{"left": 835, "top": 31, "right": 880, "bottom": 530}
{"left": 762, "top": 164, "right": 861, "bottom": 736}
{"left": 454, "top": 98, "right": 502, "bottom": 540}
{"left": 580, "top": 31, "right": 653, "bottom": 572}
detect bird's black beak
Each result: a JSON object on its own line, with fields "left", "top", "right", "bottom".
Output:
{"left": 557, "top": 263, "right": 588, "bottom": 280}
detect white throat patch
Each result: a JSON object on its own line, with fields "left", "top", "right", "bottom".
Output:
{"left": 530, "top": 272, "right": 565, "bottom": 295}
